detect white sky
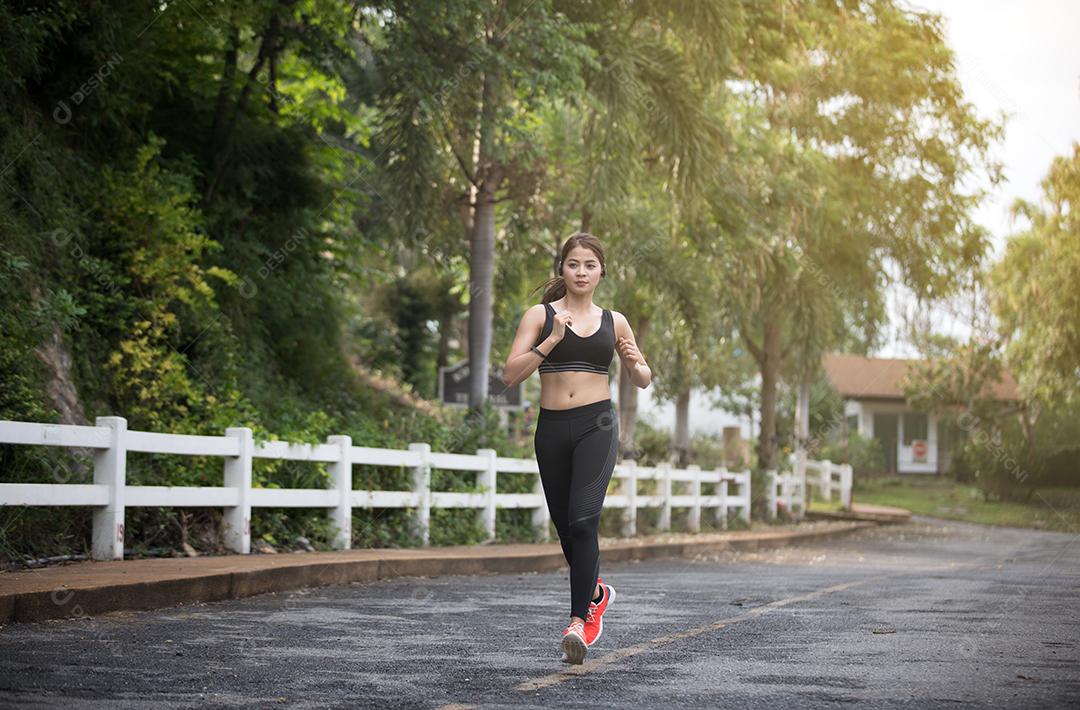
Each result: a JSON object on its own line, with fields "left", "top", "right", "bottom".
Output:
{"left": 638, "top": 0, "right": 1080, "bottom": 436}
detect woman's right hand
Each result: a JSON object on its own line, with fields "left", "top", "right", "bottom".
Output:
{"left": 550, "top": 309, "right": 572, "bottom": 342}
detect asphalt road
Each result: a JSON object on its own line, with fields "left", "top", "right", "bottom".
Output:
{"left": 1, "top": 516, "right": 1078, "bottom": 709}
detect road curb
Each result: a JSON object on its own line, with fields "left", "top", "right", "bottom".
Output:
{"left": 0, "top": 521, "right": 879, "bottom": 625}
{"left": 804, "top": 504, "right": 912, "bottom": 525}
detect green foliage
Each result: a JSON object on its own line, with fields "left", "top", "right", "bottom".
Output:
{"left": 622, "top": 418, "right": 672, "bottom": 465}
{"left": 261, "top": 509, "right": 338, "bottom": 550}
{"left": 352, "top": 508, "right": 423, "bottom": 549}
{"left": 0, "top": 246, "right": 95, "bottom": 563}
{"left": 951, "top": 396, "right": 1080, "bottom": 502}
{"left": 819, "top": 431, "right": 886, "bottom": 479}
{"left": 685, "top": 432, "right": 728, "bottom": 471}
{"left": 428, "top": 508, "right": 487, "bottom": 547}
{"left": 494, "top": 508, "right": 545, "bottom": 544}
{"left": 902, "top": 340, "right": 1016, "bottom": 421}
{"left": 94, "top": 136, "right": 252, "bottom": 435}
{"left": 992, "top": 143, "right": 1080, "bottom": 406}
{"left": 0, "top": 251, "right": 53, "bottom": 422}
{"left": 1041, "top": 445, "right": 1080, "bottom": 487}
{"left": 775, "top": 376, "right": 846, "bottom": 455}
{"left": 0, "top": 0, "right": 440, "bottom": 563}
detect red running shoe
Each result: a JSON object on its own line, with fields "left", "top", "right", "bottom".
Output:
{"left": 560, "top": 619, "right": 587, "bottom": 665}
{"left": 584, "top": 578, "right": 616, "bottom": 647}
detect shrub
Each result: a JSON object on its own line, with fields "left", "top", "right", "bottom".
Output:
{"left": 954, "top": 415, "right": 1042, "bottom": 502}
{"left": 818, "top": 431, "right": 885, "bottom": 478}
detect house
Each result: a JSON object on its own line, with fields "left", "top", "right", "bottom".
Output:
{"left": 821, "top": 353, "right": 1021, "bottom": 474}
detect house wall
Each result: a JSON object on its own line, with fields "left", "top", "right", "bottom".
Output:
{"left": 844, "top": 400, "right": 869, "bottom": 437}
{"left": 846, "top": 399, "right": 941, "bottom": 474}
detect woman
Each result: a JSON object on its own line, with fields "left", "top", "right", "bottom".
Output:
{"left": 502, "top": 232, "right": 652, "bottom": 664}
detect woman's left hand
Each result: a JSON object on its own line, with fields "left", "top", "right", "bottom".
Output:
{"left": 616, "top": 336, "right": 644, "bottom": 368}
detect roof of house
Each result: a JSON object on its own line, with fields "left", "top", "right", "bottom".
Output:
{"left": 822, "top": 352, "right": 1021, "bottom": 402}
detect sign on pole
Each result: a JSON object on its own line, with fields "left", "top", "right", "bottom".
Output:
{"left": 438, "top": 360, "right": 523, "bottom": 409}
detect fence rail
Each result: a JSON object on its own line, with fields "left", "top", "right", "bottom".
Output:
{"left": 764, "top": 469, "right": 807, "bottom": 520}
{"left": 804, "top": 458, "right": 853, "bottom": 509}
{"left": 767, "top": 452, "right": 854, "bottom": 520}
{"left": 0, "top": 417, "right": 752, "bottom": 560}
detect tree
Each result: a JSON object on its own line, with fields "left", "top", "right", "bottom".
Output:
{"left": 710, "top": 0, "right": 1002, "bottom": 471}
{"left": 991, "top": 143, "right": 1080, "bottom": 406}
{"left": 372, "top": 0, "right": 592, "bottom": 410}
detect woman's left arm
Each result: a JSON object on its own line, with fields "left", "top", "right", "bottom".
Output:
{"left": 613, "top": 311, "right": 652, "bottom": 389}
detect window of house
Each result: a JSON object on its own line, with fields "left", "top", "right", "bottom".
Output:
{"left": 903, "top": 412, "right": 928, "bottom": 444}
{"left": 846, "top": 414, "right": 858, "bottom": 433}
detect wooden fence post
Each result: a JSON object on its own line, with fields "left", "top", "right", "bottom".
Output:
{"left": 740, "top": 471, "right": 752, "bottom": 524}
{"left": 224, "top": 427, "right": 253, "bottom": 554}
{"left": 622, "top": 460, "right": 637, "bottom": 537}
{"left": 840, "top": 463, "right": 853, "bottom": 510}
{"left": 765, "top": 469, "right": 777, "bottom": 520}
{"left": 718, "top": 466, "right": 729, "bottom": 530}
{"left": 409, "top": 442, "right": 431, "bottom": 546}
{"left": 328, "top": 434, "right": 352, "bottom": 550}
{"left": 477, "top": 448, "right": 497, "bottom": 542}
{"left": 687, "top": 464, "right": 701, "bottom": 532}
{"left": 659, "top": 463, "right": 672, "bottom": 532}
{"left": 92, "top": 416, "right": 127, "bottom": 561}
{"left": 532, "top": 470, "right": 550, "bottom": 542}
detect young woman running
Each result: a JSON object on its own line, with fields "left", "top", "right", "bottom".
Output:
{"left": 502, "top": 232, "right": 652, "bottom": 664}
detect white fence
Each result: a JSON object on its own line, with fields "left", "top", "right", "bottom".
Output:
{"left": 766, "top": 452, "right": 853, "bottom": 520}
{"left": 0, "top": 417, "right": 752, "bottom": 560}
{"left": 764, "top": 469, "right": 807, "bottom": 520}
{"left": 804, "top": 457, "right": 853, "bottom": 509}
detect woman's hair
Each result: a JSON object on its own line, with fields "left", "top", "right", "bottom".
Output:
{"left": 529, "top": 232, "right": 607, "bottom": 304}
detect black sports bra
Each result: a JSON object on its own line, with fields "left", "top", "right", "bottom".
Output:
{"left": 534, "top": 302, "right": 615, "bottom": 375}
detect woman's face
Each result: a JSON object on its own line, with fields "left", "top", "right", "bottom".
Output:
{"left": 562, "top": 246, "right": 602, "bottom": 294}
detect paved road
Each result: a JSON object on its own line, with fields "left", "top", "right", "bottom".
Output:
{"left": 1, "top": 516, "right": 1078, "bottom": 708}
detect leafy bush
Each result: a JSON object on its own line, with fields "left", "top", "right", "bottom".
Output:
{"left": 818, "top": 431, "right": 886, "bottom": 478}
{"left": 621, "top": 418, "right": 671, "bottom": 465}
{"left": 953, "top": 415, "right": 1042, "bottom": 502}
{"left": 1042, "top": 445, "right": 1080, "bottom": 487}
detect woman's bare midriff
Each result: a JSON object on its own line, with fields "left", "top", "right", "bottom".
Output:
{"left": 538, "top": 371, "right": 612, "bottom": 410}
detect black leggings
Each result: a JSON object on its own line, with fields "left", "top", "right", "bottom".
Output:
{"left": 534, "top": 398, "right": 619, "bottom": 620}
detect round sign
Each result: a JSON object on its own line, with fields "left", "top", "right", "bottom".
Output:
{"left": 912, "top": 440, "right": 927, "bottom": 459}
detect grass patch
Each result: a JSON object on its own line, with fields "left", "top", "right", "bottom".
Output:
{"left": 821, "top": 476, "right": 1080, "bottom": 533}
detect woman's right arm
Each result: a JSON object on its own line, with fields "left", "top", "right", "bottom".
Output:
{"left": 502, "top": 305, "right": 563, "bottom": 387}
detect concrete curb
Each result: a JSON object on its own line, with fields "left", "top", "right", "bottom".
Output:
{"left": 805, "top": 503, "right": 912, "bottom": 525}
{"left": 0, "top": 521, "right": 879, "bottom": 626}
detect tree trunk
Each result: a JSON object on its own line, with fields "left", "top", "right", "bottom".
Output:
{"left": 436, "top": 312, "right": 451, "bottom": 370}
{"left": 466, "top": 65, "right": 500, "bottom": 411}
{"left": 795, "top": 379, "right": 810, "bottom": 450}
{"left": 757, "top": 317, "right": 783, "bottom": 471}
{"left": 204, "top": 11, "right": 281, "bottom": 204}
{"left": 794, "top": 378, "right": 810, "bottom": 504}
{"left": 468, "top": 185, "right": 496, "bottom": 410}
{"left": 209, "top": 25, "right": 240, "bottom": 161}
{"left": 674, "top": 386, "right": 691, "bottom": 467}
